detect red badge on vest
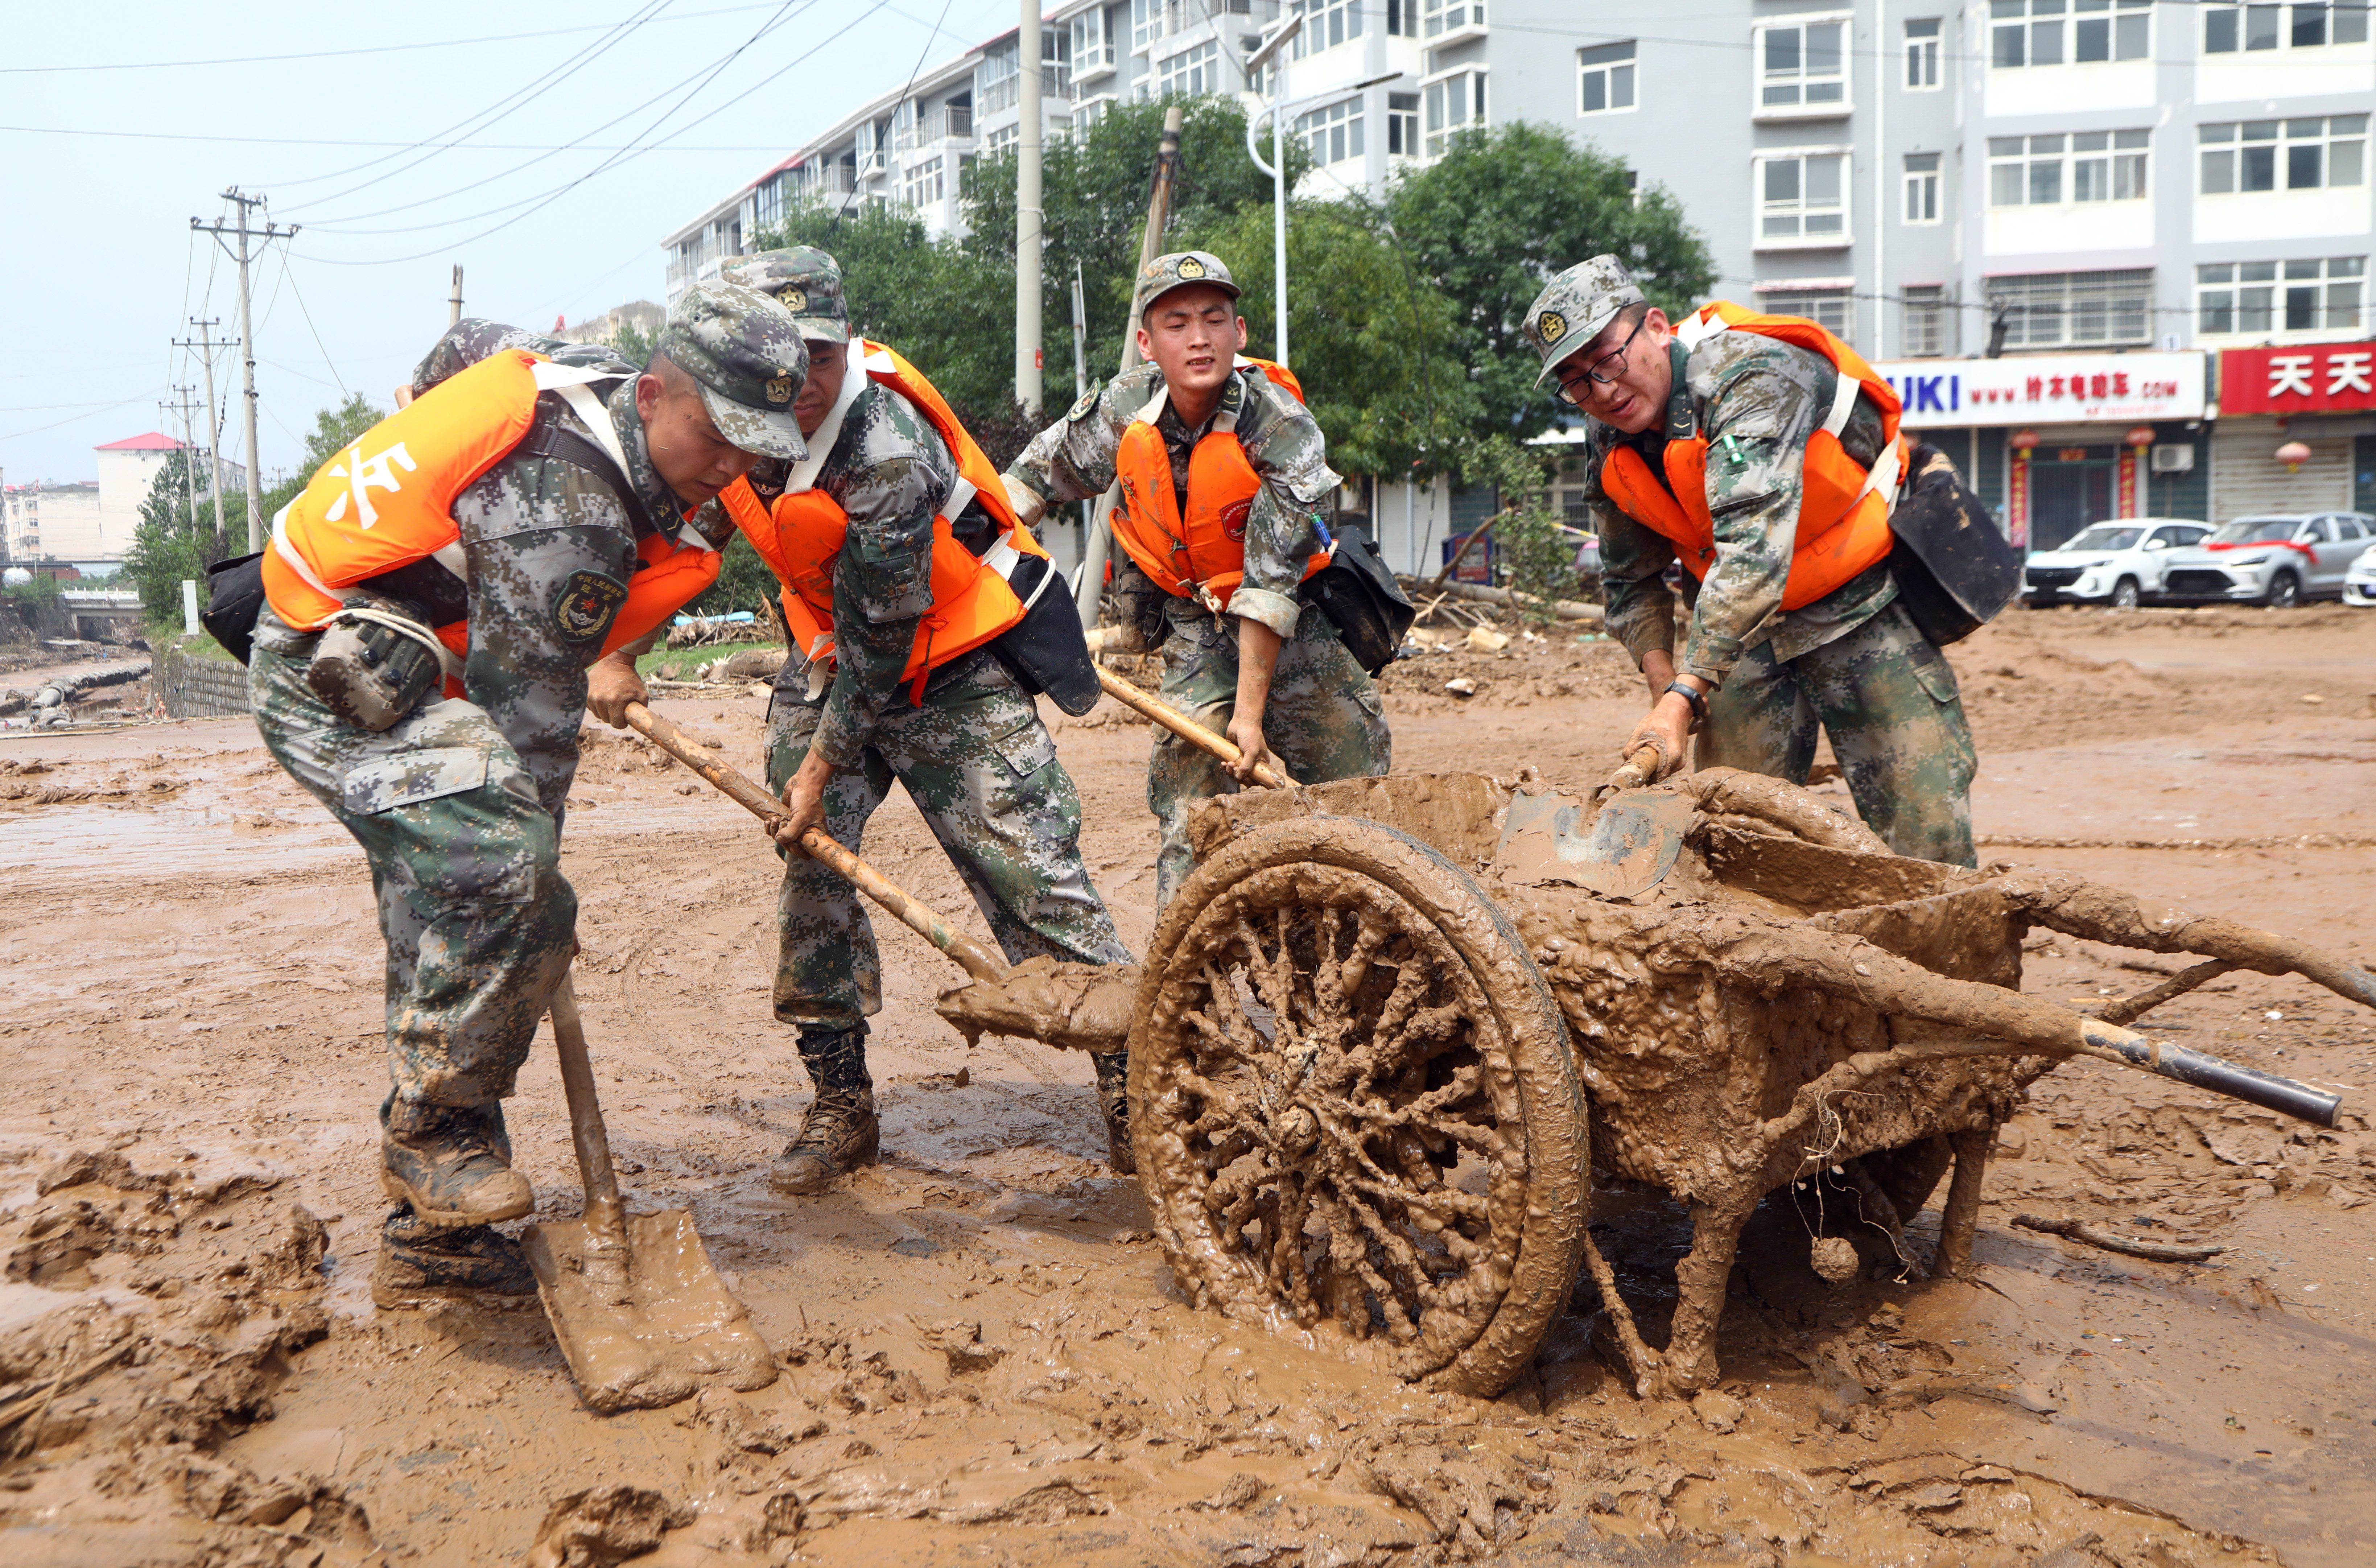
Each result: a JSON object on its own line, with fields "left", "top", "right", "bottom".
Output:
{"left": 1220, "top": 497, "right": 1253, "bottom": 542}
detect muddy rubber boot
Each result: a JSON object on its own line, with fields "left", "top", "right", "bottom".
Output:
{"left": 369, "top": 1204, "right": 538, "bottom": 1310}
{"left": 379, "top": 1097, "right": 535, "bottom": 1227}
{"left": 769, "top": 1027, "right": 879, "bottom": 1196}
{"left": 1093, "top": 1051, "right": 1134, "bottom": 1175}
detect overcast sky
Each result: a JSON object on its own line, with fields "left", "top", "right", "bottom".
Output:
{"left": 2, "top": 0, "right": 1028, "bottom": 487}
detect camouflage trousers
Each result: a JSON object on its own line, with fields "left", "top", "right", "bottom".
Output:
{"left": 764, "top": 652, "right": 1131, "bottom": 1032}
{"left": 249, "top": 645, "right": 576, "bottom": 1110}
{"left": 1150, "top": 603, "right": 1391, "bottom": 909}
{"left": 1699, "top": 598, "right": 1977, "bottom": 867}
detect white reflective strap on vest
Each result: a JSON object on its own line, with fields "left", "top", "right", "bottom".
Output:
{"left": 780, "top": 348, "right": 867, "bottom": 495}
{"left": 532, "top": 361, "right": 709, "bottom": 551}
{"left": 1129, "top": 385, "right": 1169, "bottom": 429}
{"left": 1822, "top": 369, "right": 1860, "bottom": 438}
{"left": 940, "top": 475, "right": 979, "bottom": 528}
{"left": 1674, "top": 308, "right": 1730, "bottom": 352}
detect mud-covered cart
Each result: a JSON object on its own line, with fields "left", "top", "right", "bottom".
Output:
{"left": 943, "top": 768, "right": 2368, "bottom": 1401}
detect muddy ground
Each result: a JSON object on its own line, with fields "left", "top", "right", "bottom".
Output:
{"left": 2, "top": 604, "right": 2373, "bottom": 1567}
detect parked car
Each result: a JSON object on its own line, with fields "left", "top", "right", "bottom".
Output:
{"left": 2021, "top": 518, "right": 2211, "bottom": 608}
{"left": 2157, "top": 512, "right": 2376, "bottom": 607}
{"left": 2345, "top": 541, "right": 2376, "bottom": 608}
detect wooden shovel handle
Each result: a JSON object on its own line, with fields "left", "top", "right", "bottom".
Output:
{"left": 1093, "top": 665, "right": 1300, "bottom": 790}
{"left": 1606, "top": 744, "right": 1664, "bottom": 794}
{"left": 621, "top": 701, "right": 1006, "bottom": 984}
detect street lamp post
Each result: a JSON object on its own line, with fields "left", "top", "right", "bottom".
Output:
{"left": 1242, "top": 18, "right": 1302, "bottom": 366}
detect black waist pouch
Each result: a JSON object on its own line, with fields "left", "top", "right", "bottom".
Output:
{"left": 1300, "top": 529, "right": 1415, "bottom": 676}
{"left": 199, "top": 551, "right": 270, "bottom": 665}
{"left": 987, "top": 551, "right": 1102, "bottom": 715}
{"left": 1888, "top": 446, "right": 2021, "bottom": 647}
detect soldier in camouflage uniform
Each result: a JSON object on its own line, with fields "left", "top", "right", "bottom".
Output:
{"left": 711, "top": 247, "right": 1134, "bottom": 1192}
{"left": 248, "top": 283, "right": 809, "bottom": 1306}
{"left": 1522, "top": 256, "right": 1976, "bottom": 866}
{"left": 1002, "top": 251, "right": 1390, "bottom": 908}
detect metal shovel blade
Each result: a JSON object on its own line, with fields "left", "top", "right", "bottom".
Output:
{"left": 1496, "top": 784, "right": 1695, "bottom": 897}
{"left": 521, "top": 1208, "right": 776, "bottom": 1415}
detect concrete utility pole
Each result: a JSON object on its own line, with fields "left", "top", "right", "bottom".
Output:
{"left": 174, "top": 319, "right": 235, "bottom": 556}
{"left": 449, "top": 264, "right": 465, "bottom": 327}
{"left": 161, "top": 386, "right": 204, "bottom": 540}
{"left": 191, "top": 190, "right": 298, "bottom": 553}
{"left": 1014, "top": 0, "right": 1044, "bottom": 416}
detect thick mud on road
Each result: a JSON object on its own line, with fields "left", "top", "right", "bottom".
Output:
{"left": 3, "top": 606, "right": 2373, "bottom": 1567}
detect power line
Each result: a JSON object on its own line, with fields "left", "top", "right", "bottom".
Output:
{"left": 277, "top": 263, "right": 350, "bottom": 399}
{"left": 0, "top": 124, "right": 813, "bottom": 152}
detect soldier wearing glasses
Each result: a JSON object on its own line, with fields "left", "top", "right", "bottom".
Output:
{"left": 1525, "top": 255, "right": 1978, "bottom": 867}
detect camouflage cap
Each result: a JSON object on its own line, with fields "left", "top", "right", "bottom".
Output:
{"left": 654, "top": 281, "right": 809, "bottom": 461}
{"left": 1521, "top": 255, "right": 1648, "bottom": 387}
{"left": 1134, "top": 251, "right": 1241, "bottom": 322}
{"left": 719, "top": 246, "right": 850, "bottom": 344}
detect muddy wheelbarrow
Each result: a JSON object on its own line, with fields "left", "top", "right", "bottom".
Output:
{"left": 940, "top": 766, "right": 2367, "bottom": 1401}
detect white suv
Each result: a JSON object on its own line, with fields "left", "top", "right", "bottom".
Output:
{"left": 2021, "top": 519, "right": 2211, "bottom": 609}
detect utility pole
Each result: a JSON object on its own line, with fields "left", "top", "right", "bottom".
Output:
{"left": 1014, "top": 0, "right": 1044, "bottom": 416}
{"left": 191, "top": 190, "right": 298, "bottom": 553}
{"left": 160, "top": 386, "right": 204, "bottom": 543}
{"left": 449, "top": 264, "right": 465, "bottom": 327}
{"left": 174, "top": 319, "right": 236, "bottom": 557}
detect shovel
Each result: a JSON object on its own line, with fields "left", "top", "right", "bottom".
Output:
{"left": 1089, "top": 665, "right": 1299, "bottom": 789}
{"left": 520, "top": 973, "right": 778, "bottom": 1412}
{"left": 1497, "top": 744, "right": 1697, "bottom": 897}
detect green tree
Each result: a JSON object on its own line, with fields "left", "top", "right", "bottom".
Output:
{"left": 1386, "top": 123, "right": 1713, "bottom": 453}
{"left": 1463, "top": 437, "right": 1576, "bottom": 624}
{"left": 1181, "top": 198, "right": 1480, "bottom": 482}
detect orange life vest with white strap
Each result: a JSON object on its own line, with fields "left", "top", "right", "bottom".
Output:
{"left": 261, "top": 349, "right": 719, "bottom": 677}
{"left": 718, "top": 340, "right": 1049, "bottom": 700}
{"left": 1597, "top": 301, "right": 1906, "bottom": 612}
{"left": 1109, "top": 356, "right": 1331, "bottom": 612}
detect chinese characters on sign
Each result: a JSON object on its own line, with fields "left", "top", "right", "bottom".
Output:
{"left": 1870, "top": 351, "right": 2208, "bottom": 428}
{"left": 2218, "top": 343, "right": 2376, "bottom": 414}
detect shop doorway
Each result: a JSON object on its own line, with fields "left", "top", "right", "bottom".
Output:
{"left": 2029, "top": 447, "right": 2116, "bottom": 552}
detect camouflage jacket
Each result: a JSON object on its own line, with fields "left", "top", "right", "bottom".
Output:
{"left": 254, "top": 321, "right": 699, "bottom": 817}
{"left": 1003, "top": 360, "right": 1340, "bottom": 640}
{"left": 1584, "top": 335, "right": 1895, "bottom": 684}
{"left": 779, "top": 377, "right": 979, "bottom": 770}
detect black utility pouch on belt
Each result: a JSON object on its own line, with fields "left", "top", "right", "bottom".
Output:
{"left": 1302, "top": 525, "right": 1416, "bottom": 676}
{"left": 987, "top": 551, "right": 1103, "bottom": 716}
{"left": 200, "top": 551, "right": 270, "bottom": 665}
{"left": 1887, "top": 442, "right": 2022, "bottom": 647}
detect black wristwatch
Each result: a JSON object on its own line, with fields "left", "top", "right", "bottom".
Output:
{"left": 1664, "top": 680, "right": 1709, "bottom": 727}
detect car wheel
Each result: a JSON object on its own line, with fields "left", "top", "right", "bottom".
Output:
{"left": 2111, "top": 577, "right": 2140, "bottom": 610}
{"left": 2263, "top": 570, "right": 2301, "bottom": 609}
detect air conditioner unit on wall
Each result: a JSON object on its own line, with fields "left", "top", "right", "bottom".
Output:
{"left": 2149, "top": 445, "right": 2195, "bottom": 473}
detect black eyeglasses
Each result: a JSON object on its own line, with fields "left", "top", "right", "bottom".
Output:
{"left": 1555, "top": 313, "right": 1648, "bottom": 404}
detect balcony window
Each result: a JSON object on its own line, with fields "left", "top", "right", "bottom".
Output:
{"left": 1765, "top": 289, "right": 1855, "bottom": 344}
{"left": 1423, "top": 71, "right": 1485, "bottom": 157}
{"left": 2201, "top": 257, "right": 2366, "bottom": 335}
{"left": 1387, "top": 91, "right": 1420, "bottom": 156}
{"left": 1906, "top": 17, "right": 1943, "bottom": 86}
{"left": 1132, "top": 0, "right": 1164, "bottom": 50}
{"left": 1292, "top": 0, "right": 1365, "bottom": 58}
{"left": 1422, "top": 0, "right": 1484, "bottom": 41}
{"left": 1992, "top": 130, "right": 2148, "bottom": 205}
{"left": 1992, "top": 0, "right": 2150, "bottom": 67}
{"left": 1985, "top": 268, "right": 2153, "bottom": 347}
{"left": 1071, "top": 6, "right": 1112, "bottom": 75}
{"left": 1156, "top": 40, "right": 1219, "bottom": 96}
{"left": 1577, "top": 41, "right": 1636, "bottom": 116}
{"left": 1758, "top": 18, "right": 1847, "bottom": 112}
{"left": 1295, "top": 98, "right": 1365, "bottom": 165}
{"left": 2206, "top": 2, "right": 2368, "bottom": 50}
{"left": 1757, "top": 150, "right": 1848, "bottom": 244}
{"left": 2202, "top": 116, "right": 2366, "bottom": 191}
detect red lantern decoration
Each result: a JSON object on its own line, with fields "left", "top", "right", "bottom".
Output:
{"left": 2276, "top": 440, "right": 2312, "bottom": 471}
{"left": 2010, "top": 429, "right": 2041, "bottom": 452}
{"left": 2124, "top": 425, "right": 2155, "bottom": 447}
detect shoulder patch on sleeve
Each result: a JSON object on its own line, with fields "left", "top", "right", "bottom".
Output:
{"left": 1065, "top": 385, "right": 1101, "bottom": 424}
{"left": 553, "top": 569, "right": 630, "bottom": 645}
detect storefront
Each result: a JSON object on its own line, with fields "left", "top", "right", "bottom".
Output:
{"left": 2211, "top": 343, "right": 2376, "bottom": 522}
{"left": 1871, "top": 351, "right": 2209, "bottom": 551}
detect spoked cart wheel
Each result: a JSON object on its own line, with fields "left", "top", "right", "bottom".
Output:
{"left": 1127, "top": 817, "right": 1588, "bottom": 1397}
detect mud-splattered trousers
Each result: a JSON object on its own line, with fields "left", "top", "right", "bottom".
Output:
{"left": 1146, "top": 601, "right": 1390, "bottom": 909}
{"left": 763, "top": 648, "right": 1131, "bottom": 1032}
{"left": 1699, "top": 595, "right": 1977, "bottom": 868}
{"left": 248, "top": 379, "right": 690, "bottom": 1111}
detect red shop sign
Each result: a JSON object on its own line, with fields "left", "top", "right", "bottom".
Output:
{"left": 2218, "top": 342, "right": 2376, "bottom": 415}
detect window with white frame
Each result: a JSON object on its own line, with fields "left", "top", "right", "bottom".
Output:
{"left": 1292, "top": 0, "right": 1365, "bottom": 58}
{"left": 1387, "top": 91, "right": 1420, "bottom": 156}
{"left": 2204, "top": 3, "right": 2371, "bottom": 52}
{"left": 1156, "top": 38, "right": 1219, "bottom": 96}
{"left": 985, "top": 122, "right": 1019, "bottom": 156}
{"left": 1578, "top": 41, "right": 1636, "bottom": 115}
{"left": 1765, "top": 289, "right": 1855, "bottom": 344}
{"left": 901, "top": 157, "right": 944, "bottom": 210}
{"left": 2198, "top": 257, "right": 2366, "bottom": 333}
{"left": 1902, "top": 284, "right": 1950, "bottom": 355}
{"left": 1422, "top": 0, "right": 1484, "bottom": 41}
{"left": 1072, "top": 7, "right": 1112, "bottom": 75}
{"left": 1757, "top": 150, "right": 1848, "bottom": 244}
{"left": 1991, "top": 0, "right": 2151, "bottom": 66}
{"left": 1986, "top": 269, "right": 2153, "bottom": 347}
{"left": 1075, "top": 94, "right": 1115, "bottom": 130}
{"left": 1385, "top": 0, "right": 1418, "bottom": 37}
{"left": 1424, "top": 71, "right": 1486, "bottom": 157}
{"left": 1904, "top": 152, "right": 1942, "bottom": 221}
{"left": 1758, "top": 18, "right": 1847, "bottom": 112}
{"left": 2200, "top": 115, "right": 2367, "bottom": 191}
{"left": 1990, "top": 130, "right": 2149, "bottom": 204}
{"left": 1905, "top": 18, "right": 1942, "bottom": 86}
{"left": 1132, "top": 0, "right": 1164, "bottom": 50}
{"left": 1296, "top": 98, "right": 1365, "bottom": 165}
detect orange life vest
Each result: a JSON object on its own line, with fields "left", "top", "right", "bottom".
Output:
{"left": 717, "top": 340, "right": 1049, "bottom": 701}
{"left": 261, "top": 350, "right": 719, "bottom": 684}
{"left": 1597, "top": 301, "right": 1906, "bottom": 612}
{"left": 1109, "top": 356, "right": 1331, "bottom": 612}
